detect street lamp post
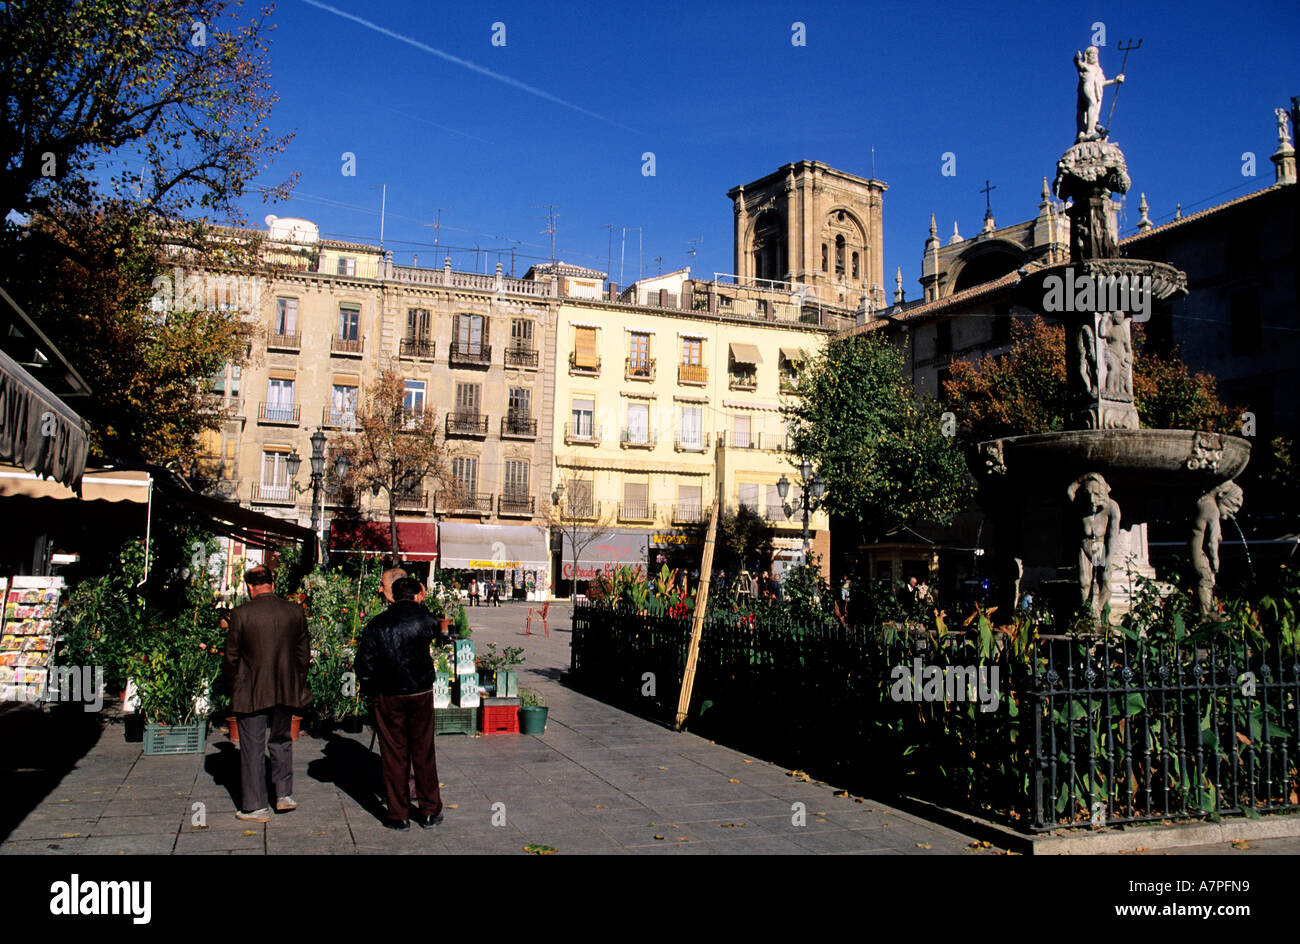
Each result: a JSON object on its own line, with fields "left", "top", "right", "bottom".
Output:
{"left": 287, "top": 428, "right": 348, "bottom": 561}
{"left": 777, "top": 458, "right": 826, "bottom": 563}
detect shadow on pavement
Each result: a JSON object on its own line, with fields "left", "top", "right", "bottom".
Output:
{"left": 307, "top": 733, "right": 387, "bottom": 822}
{"left": 0, "top": 704, "right": 105, "bottom": 841}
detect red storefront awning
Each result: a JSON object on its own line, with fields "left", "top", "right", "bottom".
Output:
{"left": 329, "top": 519, "right": 438, "bottom": 561}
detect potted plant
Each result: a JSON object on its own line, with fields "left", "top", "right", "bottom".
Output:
{"left": 518, "top": 687, "right": 548, "bottom": 735}
{"left": 129, "top": 629, "right": 222, "bottom": 755}
{"left": 453, "top": 604, "right": 471, "bottom": 639}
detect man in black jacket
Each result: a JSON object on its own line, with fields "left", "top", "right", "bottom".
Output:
{"left": 355, "top": 576, "right": 443, "bottom": 830}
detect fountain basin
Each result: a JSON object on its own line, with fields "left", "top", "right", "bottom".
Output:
{"left": 973, "top": 429, "right": 1250, "bottom": 500}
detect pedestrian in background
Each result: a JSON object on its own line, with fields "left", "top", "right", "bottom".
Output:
{"left": 468, "top": 576, "right": 480, "bottom": 607}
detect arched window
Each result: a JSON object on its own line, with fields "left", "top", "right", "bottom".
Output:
{"left": 821, "top": 243, "right": 828, "bottom": 272}
{"left": 851, "top": 252, "right": 859, "bottom": 280}
{"left": 835, "top": 235, "right": 846, "bottom": 276}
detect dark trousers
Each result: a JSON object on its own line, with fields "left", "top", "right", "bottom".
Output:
{"left": 237, "top": 706, "right": 293, "bottom": 812}
{"left": 373, "top": 690, "right": 442, "bottom": 822}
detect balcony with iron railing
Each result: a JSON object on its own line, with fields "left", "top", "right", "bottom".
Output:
{"left": 672, "top": 503, "right": 704, "bottom": 524}
{"left": 779, "top": 374, "right": 802, "bottom": 394}
{"left": 673, "top": 431, "right": 711, "bottom": 453}
{"left": 400, "top": 337, "right": 436, "bottom": 360}
{"left": 558, "top": 499, "right": 598, "bottom": 520}
{"left": 267, "top": 329, "right": 301, "bottom": 352}
{"left": 618, "top": 501, "right": 655, "bottom": 523}
{"left": 449, "top": 341, "right": 491, "bottom": 366}
{"left": 498, "top": 493, "right": 535, "bottom": 517}
{"left": 678, "top": 363, "right": 708, "bottom": 385}
{"left": 504, "top": 345, "right": 539, "bottom": 369}
{"left": 252, "top": 482, "right": 294, "bottom": 504}
{"left": 766, "top": 503, "right": 792, "bottom": 523}
{"left": 564, "top": 422, "right": 603, "bottom": 446}
{"left": 728, "top": 370, "right": 758, "bottom": 391}
{"left": 568, "top": 352, "right": 600, "bottom": 376}
{"left": 331, "top": 335, "right": 364, "bottom": 357}
{"left": 258, "top": 402, "right": 300, "bottom": 425}
{"left": 446, "top": 412, "right": 489, "bottom": 437}
{"left": 619, "top": 427, "right": 657, "bottom": 449}
{"left": 625, "top": 357, "right": 655, "bottom": 381}
{"left": 501, "top": 414, "right": 537, "bottom": 439}
{"left": 322, "top": 406, "right": 357, "bottom": 429}
{"left": 394, "top": 489, "right": 428, "bottom": 513}
{"left": 439, "top": 491, "right": 494, "bottom": 515}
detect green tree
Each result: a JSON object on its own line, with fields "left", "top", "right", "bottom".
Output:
{"left": 2, "top": 205, "right": 253, "bottom": 463}
{"left": 0, "top": 1, "right": 292, "bottom": 465}
{"left": 0, "top": 0, "right": 293, "bottom": 223}
{"left": 783, "top": 332, "right": 972, "bottom": 540}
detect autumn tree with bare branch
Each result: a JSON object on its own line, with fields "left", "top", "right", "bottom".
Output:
{"left": 332, "top": 366, "right": 457, "bottom": 564}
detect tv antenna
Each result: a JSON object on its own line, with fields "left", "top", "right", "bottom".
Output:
{"left": 534, "top": 205, "right": 559, "bottom": 263}
{"left": 423, "top": 207, "right": 451, "bottom": 263}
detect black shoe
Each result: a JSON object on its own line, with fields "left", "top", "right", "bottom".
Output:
{"left": 413, "top": 810, "right": 443, "bottom": 829}
{"left": 383, "top": 818, "right": 410, "bottom": 831}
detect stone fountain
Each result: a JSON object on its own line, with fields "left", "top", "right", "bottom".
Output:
{"left": 972, "top": 46, "right": 1251, "bottom": 623}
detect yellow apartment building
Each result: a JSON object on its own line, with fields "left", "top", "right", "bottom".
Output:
{"left": 550, "top": 288, "right": 834, "bottom": 594}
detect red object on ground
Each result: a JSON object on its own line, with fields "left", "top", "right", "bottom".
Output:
{"left": 480, "top": 704, "right": 520, "bottom": 735}
{"left": 526, "top": 602, "right": 550, "bottom": 637}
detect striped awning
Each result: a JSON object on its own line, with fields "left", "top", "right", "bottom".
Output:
{"left": 0, "top": 348, "right": 88, "bottom": 491}
{"left": 729, "top": 342, "right": 762, "bottom": 364}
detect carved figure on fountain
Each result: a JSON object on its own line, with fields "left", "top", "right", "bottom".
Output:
{"left": 1068, "top": 472, "right": 1122, "bottom": 617}
{"left": 1190, "top": 481, "right": 1244, "bottom": 619}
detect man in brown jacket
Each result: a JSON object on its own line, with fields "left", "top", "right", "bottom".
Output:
{"left": 222, "top": 565, "right": 312, "bottom": 822}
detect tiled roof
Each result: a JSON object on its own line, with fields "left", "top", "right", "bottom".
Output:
{"left": 1122, "top": 184, "right": 1290, "bottom": 244}
{"left": 847, "top": 263, "right": 1039, "bottom": 335}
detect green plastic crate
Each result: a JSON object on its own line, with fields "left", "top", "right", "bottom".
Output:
{"left": 142, "top": 720, "right": 207, "bottom": 755}
{"left": 434, "top": 707, "right": 475, "bottom": 736}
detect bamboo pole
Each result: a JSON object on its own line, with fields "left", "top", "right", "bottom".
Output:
{"left": 675, "top": 489, "right": 720, "bottom": 731}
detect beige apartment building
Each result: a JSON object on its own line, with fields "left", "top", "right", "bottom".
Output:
{"left": 195, "top": 216, "right": 560, "bottom": 598}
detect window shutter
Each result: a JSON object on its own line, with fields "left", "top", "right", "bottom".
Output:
{"left": 575, "top": 327, "right": 598, "bottom": 367}
{"left": 624, "top": 481, "right": 648, "bottom": 505}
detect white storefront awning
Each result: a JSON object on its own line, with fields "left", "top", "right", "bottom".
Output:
{"left": 439, "top": 521, "right": 549, "bottom": 570}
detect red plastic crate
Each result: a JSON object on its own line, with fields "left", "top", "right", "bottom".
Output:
{"left": 479, "top": 703, "right": 520, "bottom": 735}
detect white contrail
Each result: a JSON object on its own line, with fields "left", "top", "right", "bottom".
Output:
{"left": 300, "top": 0, "right": 638, "bottom": 132}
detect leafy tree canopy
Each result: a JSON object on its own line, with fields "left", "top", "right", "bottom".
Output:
{"left": 783, "top": 331, "right": 973, "bottom": 539}
{"left": 942, "top": 315, "right": 1241, "bottom": 441}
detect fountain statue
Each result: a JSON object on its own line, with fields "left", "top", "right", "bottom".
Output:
{"left": 970, "top": 47, "right": 1251, "bottom": 625}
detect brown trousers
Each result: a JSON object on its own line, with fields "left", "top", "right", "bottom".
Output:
{"left": 372, "top": 689, "right": 442, "bottom": 822}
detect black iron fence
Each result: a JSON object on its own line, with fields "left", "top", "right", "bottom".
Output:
{"left": 570, "top": 604, "right": 1300, "bottom": 832}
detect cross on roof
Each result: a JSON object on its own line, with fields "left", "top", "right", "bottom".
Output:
{"left": 980, "top": 179, "right": 997, "bottom": 213}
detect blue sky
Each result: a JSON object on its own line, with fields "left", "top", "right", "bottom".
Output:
{"left": 242, "top": 0, "right": 1298, "bottom": 295}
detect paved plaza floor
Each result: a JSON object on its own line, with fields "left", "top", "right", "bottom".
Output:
{"left": 3, "top": 601, "right": 1297, "bottom": 855}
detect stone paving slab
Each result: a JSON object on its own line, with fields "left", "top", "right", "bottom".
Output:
{"left": 7, "top": 600, "right": 1294, "bottom": 856}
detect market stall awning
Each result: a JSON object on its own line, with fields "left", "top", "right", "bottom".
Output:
{"left": 729, "top": 341, "right": 762, "bottom": 364}
{"left": 439, "top": 522, "right": 548, "bottom": 570}
{"left": 560, "top": 529, "right": 647, "bottom": 579}
{"left": 0, "top": 467, "right": 150, "bottom": 502}
{"left": 148, "top": 471, "right": 316, "bottom": 551}
{"left": 0, "top": 347, "right": 88, "bottom": 491}
{"left": 329, "top": 518, "right": 438, "bottom": 561}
